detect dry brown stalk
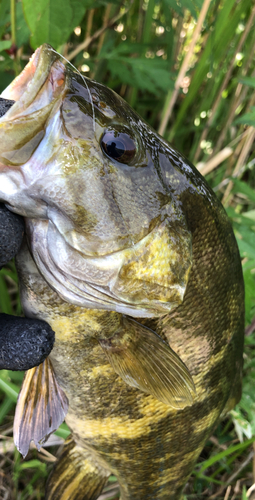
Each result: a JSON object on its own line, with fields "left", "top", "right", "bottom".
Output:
{"left": 0, "top": 435, "right": 63, "bottom": 457}
{"left": 245, "top": 316, "right": 255, "bottom": 336}
{"left": 253, "top": 441, "right": 255, "bottom": 486}
{"left": 209, "top": 435, "right": 228, "bottom": 450}
{"left": 214, "top": 63, "right": 255, "bottom": 154}
{"left": 193, "top": 4, "right": 255, "bottom": 162}
{"left": 224, "top": 485, "right": 232, "bottom": 500}
{"left": 195, "top": 127, "right": 251, "bottom": 178}
{"left": 232, "top": 479, "right": 241, "bottom": 499}
{"left": 197, "top": 146, "right": 233, "bottom": 175}
{"left": 86, "top": 8, "right": 95, "bottom": 40}
{"left": 35, "top": 446, "right": 57, "bottom": 463}
{"left": 137, "top": 0, "right": 145, "bottom": 42}
{"left": 173, "top": 16, "right": 185, "bottom": 66}
{"left": 67, "top": 6, "right": 130, "bottom": 62}
{"left": 210, "top": 451, "right": 254, "bottom": 499}
{"left": 247, "top": 482, "right": 255, "bottom": 498}
{"left": 222, "top": 126, "right": 255, "bottom": 206}
{"left": 158, "top": 0, "right": 212, "bottom": 137}
{"left": 97, "top": 3, "right": 112, "bottom": 56}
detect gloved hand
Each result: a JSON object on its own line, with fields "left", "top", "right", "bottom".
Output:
{"left": 0, "top": 198, "right": 55, "bottom": 371}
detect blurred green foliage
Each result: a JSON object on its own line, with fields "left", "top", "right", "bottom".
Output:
{"left": 0, "top": 0, "right": 255, "bottom": 498}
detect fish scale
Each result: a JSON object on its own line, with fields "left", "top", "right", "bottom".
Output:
{"left": 0, "top": 44, "right": 244, "bottom": 499}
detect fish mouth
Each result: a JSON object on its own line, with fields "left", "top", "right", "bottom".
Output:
{"left": 0, "top": 44, "right": 65, "bottom": 119}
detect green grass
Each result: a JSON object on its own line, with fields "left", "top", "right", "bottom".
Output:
{"left": 0, "top": 0, "right": 255, "bottom": 498}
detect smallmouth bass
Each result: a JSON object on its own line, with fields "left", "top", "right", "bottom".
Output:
{"left": 0, "top": 44, "right": 244, "bottom": 499}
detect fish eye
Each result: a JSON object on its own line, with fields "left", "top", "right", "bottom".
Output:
{"left": 100, "top": 128, "right": 137, "bottom": 164}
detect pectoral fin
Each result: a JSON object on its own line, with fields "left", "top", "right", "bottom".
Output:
{"left": 14, "top": 357, "right": 69, "bottom": 457}
{"left": 99, "top": 318, "right": 195, "bottom": 409}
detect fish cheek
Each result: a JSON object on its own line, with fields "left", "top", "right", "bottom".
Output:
{"left": 112, "top": 220, "right": 192, "bottom": 315}
{"left": 72, "top": 204, "right": 99, "bottom": 233}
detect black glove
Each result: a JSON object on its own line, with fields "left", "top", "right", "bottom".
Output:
{"left": 0, "top": 313, "right": 55, "bottom": 371}
{"left": 0, "top": 199, "right": 55, "bottom": 370}
{"left": 0, "top": 97, "right": 15, "bottom": 118}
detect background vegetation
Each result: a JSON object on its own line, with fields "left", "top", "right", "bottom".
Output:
{"left": 0, "top": 0, "right": 254, "bottom": 498}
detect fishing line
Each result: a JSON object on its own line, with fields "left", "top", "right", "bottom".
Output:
{"left": 50, "top": 48, "right": 96, "bottom": 133}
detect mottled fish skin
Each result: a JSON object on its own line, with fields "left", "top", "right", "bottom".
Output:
{"left": 0, "top": 45, "right": 244, "bottom": 499}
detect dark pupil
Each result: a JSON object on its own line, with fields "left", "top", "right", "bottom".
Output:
{"left": 106, "top": 138, "right": 125, "bottom": 159}
{"left": 101, "top": 130, "right": 136, "bottom": 164}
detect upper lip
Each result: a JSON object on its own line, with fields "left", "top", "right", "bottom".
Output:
{"left": 0, "top": 44, "right": 65, "bottom": 121}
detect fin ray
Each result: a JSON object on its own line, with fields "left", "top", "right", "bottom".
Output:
{"left": 99, "top": 318, "right": 195, "bottom": 409}
{"left": 14, "top": 357, "right": 69, "bottom": 457}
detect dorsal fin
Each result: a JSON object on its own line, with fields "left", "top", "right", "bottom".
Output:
{"left": 14, "top": 357, "right": 69, "bottom": 457}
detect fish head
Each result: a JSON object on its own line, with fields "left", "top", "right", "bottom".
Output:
{"left": 0, "top": 44, "right": 194, "bottom": 317}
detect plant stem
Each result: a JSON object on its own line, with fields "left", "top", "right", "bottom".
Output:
{"left": 96, "top": 3, "right": 112, "bottom": 56}
{"left": 67, "top": 6, "right": 131, "bottom": 62}
{"left": 143, "top": 0, "right": 155, "bottom": 44}
{"left": 158, "top": 0, "right": 212, "bottom": 137}
{"left": 197, "top": 147, "right": 233, "bottom": 176}
{"left": 213, "top": 65, "right": 255, "bottom": 154}
{"left": 10, "top": 0, "right": 16, "bottom": 46}
{"left": 10, "top": 0, "right": 19, "bottom": 76}
{"left": 86, "top": 8, "right": 95, "bottom": 40}
{"left": 222, "top": 126, "right": 255, "bottom": 206}
{"left": 193, "top": 3, "right": 255, "bottom": 162}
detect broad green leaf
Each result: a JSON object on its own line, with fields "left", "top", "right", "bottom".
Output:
{"left": 7, "top": 370, "right": 24, "bottom": 383}
{"left": 87, "top": 0, "right": 122, "bottom": 5}
{"left": 181, "top": 0, "right": 201, "bottom": 19}
{"left": 104, "top": 45, "right": 173, "bottom": 94}
{"left": 239, "top": 77, "right": 255, "bottom": 88}
{"left": 162, "top": 0, "right": 202, "bottom": 18}
{"left": 0, "top": 0, "right": 10, "bottom": 39}
{"left": 16, "top": 2, "right": 30, "bottom": 47}
{"left": 54, "top": 423, "right": 71, "bottom": 439}
{"left": 163, "top": 0, "right": 183, "bottom": 16}
{"left": 0, "top": 40, "right": 12, "bottom": 52}
{"left": 231, "top": 408, "right": 253, "bottom": 442}
{"left": 236, "top": 238, "right": 255, "bottom": 260}
{"left": 0, "top": 374, "right": 19, "bottom": 402}
{"left": 108, "top": 57, "right": 174, "bottom": 93}
{"left": 242, "top": 264, "right": 255, "bottom": 324}
{"left": 234, "top": 107, "right": 255, "bottom": 126}
{"left": 231, "top": 178, "right": 255, "bottom": 204}
{"left": 0, "top": 396, "right": 15, "bottom": 425}
{"left": 243, "top": 210, "right": 255, "bottom": 221}
{"left": 22, "top": 0, "right": 87, "bottom": 49}
{"left": 0, "top": 69, "right": 14, "bottom": 93}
